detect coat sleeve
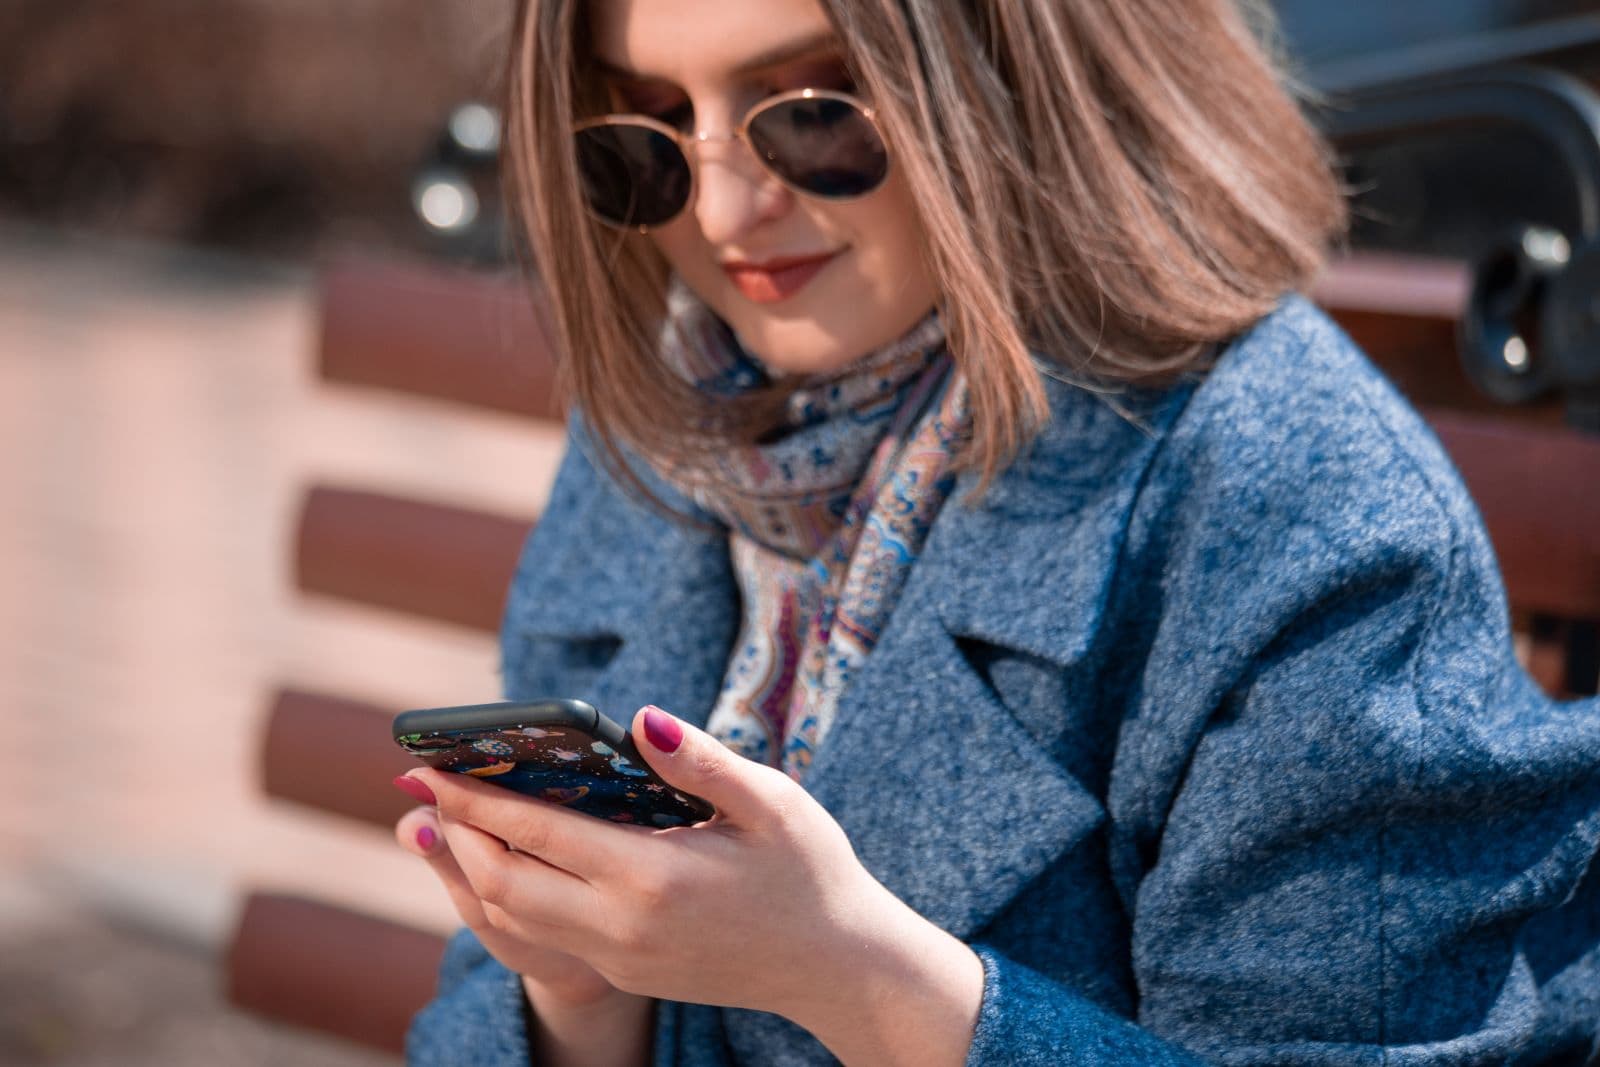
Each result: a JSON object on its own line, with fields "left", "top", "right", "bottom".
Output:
{"left": 404, "top": 928, "right": 720, "bottom": 1067}
{"left": 405, "top": 927, "right": 539, "bottom": 1065}
{"left": 963, "top": 346, "right": 1600, "bottom": 1064}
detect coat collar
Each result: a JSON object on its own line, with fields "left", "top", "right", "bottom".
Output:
{"left": 922, "top": 372, "right": 1196, "bottom": 666}
{"left": 798, "top": 373, "right": 1197, "bottom": 936}
{"left": 509, "top": 368, "right": 1199, "bottom": 937}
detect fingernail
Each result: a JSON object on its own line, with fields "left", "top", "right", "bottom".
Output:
{"left": 642, "top": 706, "right": 683, "bottom": 753}
{"left": 416, "top": 825, "right": 437, "bottom": 852}
{"left": 393, "top": 774, "right": 437, "bottom": 805}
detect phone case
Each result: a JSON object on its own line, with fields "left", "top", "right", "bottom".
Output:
{"left": 393, "top": 698, "right": 714, "bottom": 827}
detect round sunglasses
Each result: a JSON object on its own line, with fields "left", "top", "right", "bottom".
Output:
{"left": 572, "top": 88, "right": 890, "bottom": 231}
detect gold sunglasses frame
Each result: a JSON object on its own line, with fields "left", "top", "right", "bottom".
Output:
{"left": 571, "top": 88, "right": 890, "bottom": 233}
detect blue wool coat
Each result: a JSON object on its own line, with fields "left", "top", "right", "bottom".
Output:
{"left": 406, "top": 295, "right": 1600, "bottom": 1065}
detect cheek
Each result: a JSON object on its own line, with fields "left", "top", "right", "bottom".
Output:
{"left": 643, "top": 226, "right": 729, "bottom": 310}
{"left": 840, "top": 188, "right": 936, "bottom": 303}
{"left": 646, "top": 225, "right": 701, "bottom": 274}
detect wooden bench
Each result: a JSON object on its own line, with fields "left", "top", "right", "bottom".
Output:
{"left": 224, "top": 257, "right": 559, "bottom": 1055}
{"left": 222, "top": 251, "right": 1600, "bottom": 1056}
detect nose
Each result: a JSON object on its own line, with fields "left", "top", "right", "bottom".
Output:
{"left": 689, "top": 133, "right": 793, "bottom": 245}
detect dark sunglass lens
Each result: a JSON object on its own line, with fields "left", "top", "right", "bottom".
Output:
{"left": 748, "top": 97, "right": 888, "bottom": 198}
{"left": 573, "top": 123, "right": 691, "bottom": 227}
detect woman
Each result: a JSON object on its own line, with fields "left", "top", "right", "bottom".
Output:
{"left": 393, "top": 0, "right": 1600, "bottom": 1063}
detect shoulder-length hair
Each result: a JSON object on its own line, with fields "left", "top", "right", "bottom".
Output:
{"left": 505, "top": 0, "right": 1347, "bottom": 494}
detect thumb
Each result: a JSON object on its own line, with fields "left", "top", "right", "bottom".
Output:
{"left": 631, "top": 705, "right": 782, "bottom": 824}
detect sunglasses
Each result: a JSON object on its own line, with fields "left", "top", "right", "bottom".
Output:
{"left": 572, "top": 89, "right": 890, "bottom": 231}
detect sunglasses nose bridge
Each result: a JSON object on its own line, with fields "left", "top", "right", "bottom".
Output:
{"left": 685, "top": 128, "right": 756, "bottom": 165}
{"left": 682, "top": 128, "right": 793, "bottom": 242}
{"left": 684, "top": 127, "right": 780, "bottom": 186}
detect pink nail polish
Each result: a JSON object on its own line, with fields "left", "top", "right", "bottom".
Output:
{"left": 416, "top": 825, "right": 437, "bottom": 851}
{"left": 393, "top": 774, "right": 437, "bottom": 806}
{"left": 643, "top": 706, "right": 683, "bottom": 753}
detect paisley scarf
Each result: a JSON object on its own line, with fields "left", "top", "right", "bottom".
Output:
{"left": 655, "top": 278, "right": 970, "bottom": 779}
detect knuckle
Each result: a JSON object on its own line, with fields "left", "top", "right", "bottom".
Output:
{"left": 695, "top": 751, "right": 740, "bottom": 792}
{"left": 603, "top": 955, "right": 649, "bottom": 993}
{"left": 593, "top": 951, "right": 633, "bottom": 990}
{"left": 746, "top": 774, "right": 805, "bottom": 832}
{"left": 515, "top": 815, "right": 554, "bottom": 857}
{"left": 769, "top": 764, "right": 811, "bottom": 804}
{"left": 447, "top": 786, "right": 484, "bottom": 826}
{"left": 606, "top": 972, "right": 643, "bottom": 996}
{"left": 472, "top": 861, "right": 515, "bottom": 908}
{"left": 628, "top": 864, "right": 678, "bottom": 910}
{"left": 458, "top": 897, "right": 496, "bottom": 935}
{"left": 599, "top": 889, "right": 657, "bottom": 953}
{"left": 481, "top": 901, "right": 516, "bottom": 934}
{"left": 609, "top": 913, "right": 653, "bottom": 955}
{"left": 760, "top": 772, "right": 801, "bottom": 809}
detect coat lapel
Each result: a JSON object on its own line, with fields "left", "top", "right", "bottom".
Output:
{"left": 800, "top": 374, "right": 1198, "bottom": 938}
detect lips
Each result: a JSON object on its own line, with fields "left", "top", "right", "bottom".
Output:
{"left": 721, "top": 250, "right": 844, "bottom": 304}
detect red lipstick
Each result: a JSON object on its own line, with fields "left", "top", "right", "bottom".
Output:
{"left": 721, "top": 250, "right": 844, "bottom": 303}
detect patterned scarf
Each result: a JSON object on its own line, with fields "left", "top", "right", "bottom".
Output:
{"left": 655, "top": 278, "right": 970, "bottom": 779}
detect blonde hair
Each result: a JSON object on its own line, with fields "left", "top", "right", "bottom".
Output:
{"left": 505, "top": 0, "right": 1347, "bottom": 495}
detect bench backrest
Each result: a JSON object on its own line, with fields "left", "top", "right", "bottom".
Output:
{"left": 224, "top": 250, "right": 1600, "bottom": 1055}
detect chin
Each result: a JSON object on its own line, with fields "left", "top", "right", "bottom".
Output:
{"left": 727, "top": 318, "right": 873, "bottom": 377}
{"left": 671, "top": 262, "right": 912, "bottom": 377}
{"left": 710, "top": 287, "right": 879, "bottom": 378}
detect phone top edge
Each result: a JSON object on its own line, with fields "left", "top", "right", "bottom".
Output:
{"left": 392, "top": 698, "right": 599, "bottom": 740}
{"left": 591, "top": 709, "right": 633, "bottom": 753}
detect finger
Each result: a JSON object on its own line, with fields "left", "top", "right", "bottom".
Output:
{"left": 394, "top": 805, "right": 494, "bottom": 929}
{"left": 631, "top": 705, "right": 790, "bottom": 826}
{"left": 403, "top": 768, "right": 629, "bottom": 881}
{"left": 436, "top": 810, "right": 599, "bottom": 937}
{"left": 397, "top": 808, "right": 593, "bottom": 960}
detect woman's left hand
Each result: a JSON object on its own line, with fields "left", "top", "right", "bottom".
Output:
{"left": 401, "top": 704, "right": 982, "bottom": 1060}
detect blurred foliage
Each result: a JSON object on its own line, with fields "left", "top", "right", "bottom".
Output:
{"left": 0, "top": 0, "right": 511, "bottom": 257}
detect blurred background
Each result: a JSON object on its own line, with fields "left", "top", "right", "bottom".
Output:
{"left": 1, "top": 1, "right": 1597, "bottom": 1064}
{"left": 0, "top": 1, "right": 565, "bottom": 1063}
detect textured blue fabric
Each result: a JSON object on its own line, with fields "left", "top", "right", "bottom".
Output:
{"left": 404, "top": 295, "right": 1600, "bottom": 1066}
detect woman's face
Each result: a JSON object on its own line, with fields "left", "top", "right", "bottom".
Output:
{"left": 586, "top": 0, "right": 940, "bottom": 376}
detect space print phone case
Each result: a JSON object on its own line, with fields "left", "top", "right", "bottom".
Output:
{"left": 392, "top": 698, "right": 715, "bottom": 828}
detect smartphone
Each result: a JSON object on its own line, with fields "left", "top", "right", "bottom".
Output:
{"left": 393, "top": 698, "right": 714, "bottom": 827}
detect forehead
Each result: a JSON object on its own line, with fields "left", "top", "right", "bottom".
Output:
{"left": 585, "top": 0, "right": 838, "bottom": 83}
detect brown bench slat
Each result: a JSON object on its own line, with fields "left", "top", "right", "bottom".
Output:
{"left": 319, "top": 256, "right": 565, "bottom": 420}
{"left": 226, "top": 892, "right": 445, "bottom": 1056}
{"left": 293, "top": 448, "right": 1594, "bottom": 642}
{"left": 1314, "top": 252, "right": 1470, "bottom": 321}
{"left": 296, "top": 486, "right": 532, "bottom": 633}
{"left": 1313, "top": 253, "right": 1567, "bottom": 424}
{"left": 1315, "top": 254, "right": 1470, "bottom": 407}
{"left": 261, "top": 688, "right": 417, "bottom": 828}
{"left": 1427, "top": 410, "right": 1600, "bottom": 619}
{"left": 316, "top": 252, "right": 1566, "bottom": 425}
